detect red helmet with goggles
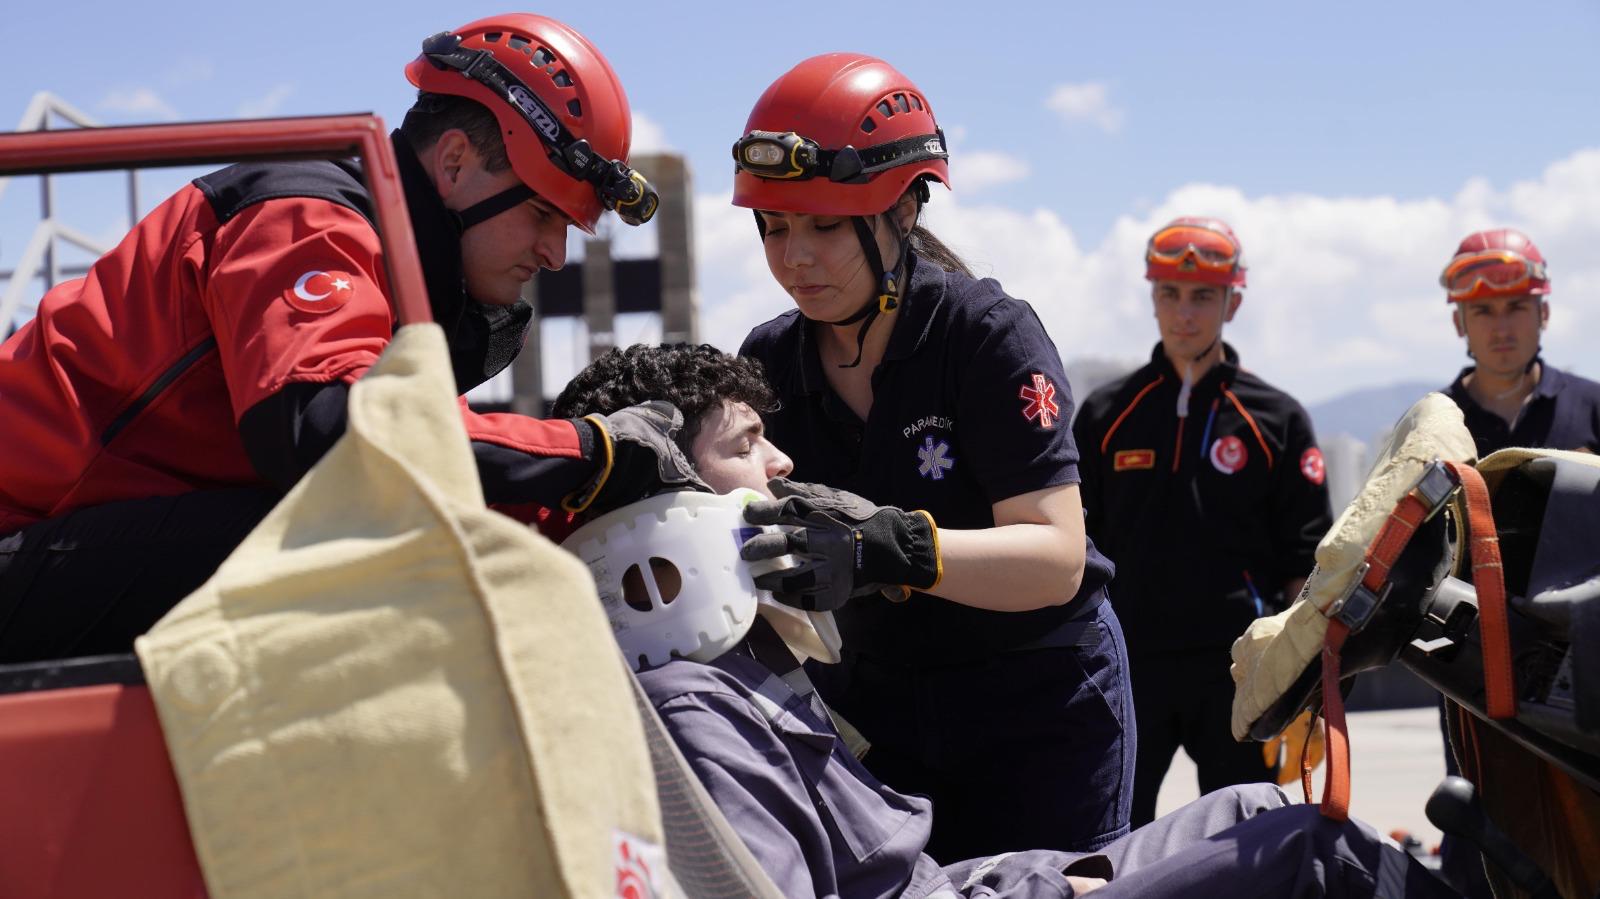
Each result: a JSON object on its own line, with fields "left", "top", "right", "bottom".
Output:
{"left": 1439, "top": 228, "right": 1550, "bottom": 303}
{"left": 405, "top": 14, "right": 656, "bottom": 233}
{"left": 731, "top": 53, "right": 950, "bottom": 216}
{"left": 1144, "top": 216, "right": 1247, "bottom": 289}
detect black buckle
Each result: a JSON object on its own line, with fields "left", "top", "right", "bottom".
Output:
{"left": 1326, "top": 562, "right": 1389, "bottom": 634}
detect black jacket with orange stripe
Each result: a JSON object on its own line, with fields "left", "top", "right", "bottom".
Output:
{"left": 1072, "top": 343, "right": 1332, "bottom": 655}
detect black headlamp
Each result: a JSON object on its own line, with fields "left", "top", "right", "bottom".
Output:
{"left": 422, "top": 31, "right": 658, "bottom": 226}
{"left": 732, "top": 128, "right": 948, "bottom": 185}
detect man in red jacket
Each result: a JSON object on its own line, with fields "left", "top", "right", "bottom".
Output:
{"left": 0, "top": 14, "right": 698, "bottom": 664}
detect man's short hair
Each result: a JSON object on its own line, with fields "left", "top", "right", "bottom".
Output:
{"left": 399, "top": 91, "right": 511, "bottom": 172}
{"left": 552, "top": 344, "right": 779, "bottom": 447}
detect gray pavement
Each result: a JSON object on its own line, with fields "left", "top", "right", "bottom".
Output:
{"left": 1155, "top": 706, "right": 1447, "bottom": 848}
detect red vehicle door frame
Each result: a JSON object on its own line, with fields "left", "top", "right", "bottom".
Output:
{"left": 0, "top": 114, "right": 429, "bottom": 899}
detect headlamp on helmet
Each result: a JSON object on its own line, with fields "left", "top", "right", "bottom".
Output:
{"left": 732, "top": 128, "right": 946, "bottom": 186}
{"left": 420, "top": 30, "right": 657, "bottom": 226}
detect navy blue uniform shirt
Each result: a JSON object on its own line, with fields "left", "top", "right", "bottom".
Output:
{"left": 1444, "top": 359, "right": 1600, "bottom": 457}
{"left": 740, "top": 253, "right": 1115, "bottom": 663}
{"left": 1073, "top": 344, "right": 1332, "bottom": 655}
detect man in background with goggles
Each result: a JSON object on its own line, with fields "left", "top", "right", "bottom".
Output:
{"left": 1432, "top": 226, "right": 1599, "bottom": 899}
{"left": 1438, "top": 227, "right": 1600, "bottom": 458}
{"left": 0, "top": 14, "right": 694, "bottom": 667}
{"left": 1073, "top": 216, "right": 1333, "bottom": 827}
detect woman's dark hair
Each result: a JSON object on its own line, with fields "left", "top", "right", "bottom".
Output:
{"left": 551, "top": 344, "right": 779, "bottom": 448}
{"left": 399, "top": 91, "right": 511, "bottom": 173}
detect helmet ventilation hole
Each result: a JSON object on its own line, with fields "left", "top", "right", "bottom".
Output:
{"left": 893, "top": 93, "right": 910, "bottom": 113}
{"left": 482, "top": 32, "right": 502, "bottom": 43}
{"left": 567, "top": 99, "right": 582, "bottom": 117}
{"left": 553, "top": 70, "right": 572, "bottom": 87}
{"left": 861, "top": 117, "right": 876, "bottom": 134}
{"left": 622, "top": 558, "right": 683, "bottom": 611}
{"left": 531, "top": 46, "right": 555, "bottom": 66}
{"left": 508, "top": 34, "right": 530, "bottom": 51}
{"left": 876, "top": 100, "right": 893, "bottom": 118}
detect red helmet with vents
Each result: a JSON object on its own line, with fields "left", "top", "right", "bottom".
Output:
{"left": 406, "top": 14, "right": 640, "bottom": 233}
{"left": 731, "top": 53, "right": 950, "bottom": 216}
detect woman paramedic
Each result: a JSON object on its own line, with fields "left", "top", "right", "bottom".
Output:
{"left": 734, "top": 53, "right": 1132, "bottom": 861}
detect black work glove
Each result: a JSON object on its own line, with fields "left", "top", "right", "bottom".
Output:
{"left": 563, "top": 401, "right": 710, "bottom": 514}
{"left": 739, "top": 477, "right": 941, "bottom": 611}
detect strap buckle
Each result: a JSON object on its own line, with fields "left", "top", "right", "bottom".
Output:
{"left": 1326, "top": 563, "right": 1388, "bottom": 634}
{"left": 1411, "top": 459, "right": 1460, "bottom": 521}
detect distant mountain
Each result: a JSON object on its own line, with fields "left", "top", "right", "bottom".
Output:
{"left": 1308, "top": 381, "right": 1442, "bottom": 444}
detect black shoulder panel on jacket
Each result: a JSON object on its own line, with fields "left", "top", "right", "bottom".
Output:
{"left": 194, "top": 159, "right": 373, "bottom": 226}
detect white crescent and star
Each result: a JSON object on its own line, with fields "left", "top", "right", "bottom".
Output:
{"left": 293, "top": 270, "right": 353, "bottom": 302}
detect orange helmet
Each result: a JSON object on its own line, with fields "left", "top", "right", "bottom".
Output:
{"left": 1145, "top": 216, "right": 1247, "bottom": 289}
{"left": 406, "top": 14, "right": 655, "bottom": 232}
{"left": 731, "top": 53, "right": 949, "bottom": 216}
{"left": 1439, "top": 228, "right": 1550, "bottom": 303}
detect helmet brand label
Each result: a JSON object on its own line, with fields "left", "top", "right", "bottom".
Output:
{"left": 508, "top": 84, "right": 560, "bottom": 141}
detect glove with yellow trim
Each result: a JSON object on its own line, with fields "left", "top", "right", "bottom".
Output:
{"left": 563, "top": 401, "right": 710, "bottom": 515}
{"left": 740, "top": 477, "right": 941, "bottom": 612}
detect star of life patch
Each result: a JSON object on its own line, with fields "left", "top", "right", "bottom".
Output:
{"left": 917, "top": 436, "right": 955, "bottom": 481}
{"left": 1300, "top": 447, "right": 1326, "bottom": 485}
{"left": 1019, "top": 373, "right": 1060, "bottom": 429}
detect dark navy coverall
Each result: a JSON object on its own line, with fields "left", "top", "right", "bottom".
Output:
{"left": 638, "top": 621, "right": 1461, "bottom": 898}
{"left": 741, "top": 252, "right": 1132, "bottom": 859}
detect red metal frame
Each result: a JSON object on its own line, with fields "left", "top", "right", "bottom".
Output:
{"left": 0, "top": 114, "right": 431, "bottom": 325}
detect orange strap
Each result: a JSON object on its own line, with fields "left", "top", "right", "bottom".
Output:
{"left": 1314, "top": 460, "right": 1515, "bottom": 820}
{"left": 1455, "top": 464, "right": 1517, "bottom": 720}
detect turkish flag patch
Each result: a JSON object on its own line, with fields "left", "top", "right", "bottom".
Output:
{"left": 1209, "top": 435, "right": 1248, "bottom": 474}
{"left": 1300, "top": 447, "right": 1326, "bottom": 485}
{"left": 284, "top": 269, "right": 357, "bottom": 314}
{"left": 1019, "top": 373, "right": 1061, "bottom": 429}
{"left": 1114, "top": 449, "right": 1155, "bottom": 471}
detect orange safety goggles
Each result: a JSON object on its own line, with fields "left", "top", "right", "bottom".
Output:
{"left": 1439, "top": 250, "right": 1549, "bottom": 301}
{"left": 1145, "top": 222, "right": 1242, "bottom": 272}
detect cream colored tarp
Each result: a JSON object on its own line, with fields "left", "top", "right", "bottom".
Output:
{"left": 136, "top": 325, "right": 674, "bottom": 899}
{"left": 1230, "top": 393, "right": 1477, "bottom": 741}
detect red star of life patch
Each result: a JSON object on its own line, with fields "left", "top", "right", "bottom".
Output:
{"left": 1019, "top": 373, "right": 1060, "bottom": 429}
{"left": 1301, "top": 447, "right": 1326, "bottom": 485}
{"left": 284, "top": 269, "right": 357, "bottom": 314}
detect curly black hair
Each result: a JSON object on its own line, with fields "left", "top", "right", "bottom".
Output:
{"left": 551, "top": 344, "right": 779, "bottom": 448}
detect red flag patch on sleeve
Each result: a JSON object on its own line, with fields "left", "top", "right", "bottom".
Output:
{"left": 1300, "top": 447, "right": 1326, "bottom": 485}
{"left": 284, "top": 269, "right": 357, "bottom": 314}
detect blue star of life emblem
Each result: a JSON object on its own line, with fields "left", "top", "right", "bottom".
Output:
{"left": 917, "top": 436, "right": 955, "bottom": 481}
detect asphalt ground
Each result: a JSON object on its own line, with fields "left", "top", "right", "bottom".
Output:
{"left": 1155, "top": 706, "right": 1448, "bottom": 850}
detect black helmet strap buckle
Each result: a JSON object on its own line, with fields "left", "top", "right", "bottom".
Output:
{"left": 421, "top": 30, "right": 658, "bottom": 225}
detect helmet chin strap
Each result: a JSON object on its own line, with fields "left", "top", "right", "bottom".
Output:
{"left": 455, "top": 184, "right": 535, "bottom": 231}
{"left": 827, "top": 210, "right": 912, "bottom": 368}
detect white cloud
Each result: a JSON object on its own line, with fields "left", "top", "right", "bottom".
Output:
{"left": 98, "top": 87, "right": 179, "bottom": 121}
{"left": 1045, "top": 82, "right": 1123, "bottom": 134}
{"left": 956, "top": 150, "right": 1030, "bottom": 193}
{"left": 236, "top": 84, "right": 295, "bottom": 119}
{"left": 630, "top": 112, "right": 673, "bottom": 155}
{"left": 688, "top": 147, "right": 1600, "bottom": 407}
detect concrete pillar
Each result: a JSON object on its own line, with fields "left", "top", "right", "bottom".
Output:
{"left": 633, "top": 154, "right": 697, "bottom": 344}
{"left": 583, "top": 238, "right": 616, "bottom": 362}
{"left": 509, "top": 276, "right": 544, "bottom": 416}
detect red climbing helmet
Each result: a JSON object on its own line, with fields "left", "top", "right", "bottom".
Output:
{"left": 731, "top": 53, "right": 950, "bottom": 216}
{"left": 1145, "top": 216, "right": 1248, "bottom": 289}
{"left": 406, "top": 14, "right": 655, "bottom": 232}
{"left": 1440, "top": 228, "right": 1550, "bottom": 303}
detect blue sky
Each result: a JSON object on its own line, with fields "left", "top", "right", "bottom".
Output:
{"left": 4, "top": 0, "right": 1599, "bottom": 406}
